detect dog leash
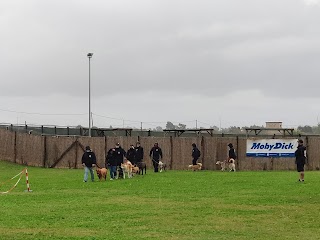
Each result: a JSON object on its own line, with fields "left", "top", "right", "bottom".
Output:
{"left": 151, "top": 158, "right": 161, "bottom": 165}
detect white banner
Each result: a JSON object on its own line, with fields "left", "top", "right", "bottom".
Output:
{"left": 246, "top": 139, "right": 298, "bottom": 157}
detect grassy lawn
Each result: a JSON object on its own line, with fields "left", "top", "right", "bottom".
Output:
{"left": 0, "top": 160, "right": 320, "bottom": 240}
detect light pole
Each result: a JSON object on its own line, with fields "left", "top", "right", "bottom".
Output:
{"left": 87, "top": 53, "right": 93, "bottom": 137}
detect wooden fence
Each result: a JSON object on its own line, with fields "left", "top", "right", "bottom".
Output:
{"left": 0, "top": 129, "right": 319, "bottom": 171}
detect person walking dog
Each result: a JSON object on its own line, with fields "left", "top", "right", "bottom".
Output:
{"left": 191, "top": 143, "right": 201, "bottom": 165}
{"left": 228, "top": 143, "right": 237, "bottom": 160}
{"left": 82, "top": 146, "right": 96, "bottom": 182}
{"left": 134, "top": 141, "right": 144, "bottom": 163}
{"left": 149, "top": 142, "right": 163, "bottom": 172}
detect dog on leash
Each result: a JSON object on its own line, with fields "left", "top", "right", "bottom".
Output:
{"left": 216, "top": 161, "right": 227, "bottom": 171}
{"left": 216, "top": 159, "right": 236, "bottom": 172}
{"left": 96, "top": 167, "right": 107, "bottom": 181}
{"left": 136, "top": 162, "right": 147, "bottom": 175}
{"left": 188, "top": 163, "right": 202, "bottom": 171}
{"left": 228, "top": 158, "right": 236, "bottom": 172}
{"left": 158, "top": 161, "right": 167, "bottom": 172}
{"left": 120, "top": 162, "right": 133, "bottom": 179}
{"left": 132, "top": 166, "right": 140, "bottom": 175}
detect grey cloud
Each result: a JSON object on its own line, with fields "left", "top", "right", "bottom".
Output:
{"left": 2, "top": 0, "right": 320, "bottom": 100}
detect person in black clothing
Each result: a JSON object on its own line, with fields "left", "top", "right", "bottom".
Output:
{"left": 134, "top": 142, "right": 144, "bottom": 163}
{"left": 295, "top": 139, "right": 306, "bottom": 182}
{"left": 126, "top": 144, "right": 136, "bottom": 164}
{"left": 81, "top": 146, "right": 96, "bottom": 182}
{"left": 114, "top": 143, "right": 126, "bottom": 166}
{"left": 149, "top": 142, "right": 163, "bottom": 172}
{"left": 192, "top": 143, "right": 201, "bottom": 165}
{"left": 106, "top": 143, "right": 126, "bottom": 180}
{"left": 228, "top": 143, "right": 237, "bottom": 160}
{"left": 106, "top": 147, "right": 117, "bottom": 180}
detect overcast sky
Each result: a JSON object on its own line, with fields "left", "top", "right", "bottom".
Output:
{"left": 1, "top": 0, "right": 320, "bottom": 129}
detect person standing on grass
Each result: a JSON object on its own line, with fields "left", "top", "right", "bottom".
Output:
{"left": 149, "top": 142, "right": 163, "bottom": 172}
{"left": 228, "top": 143, "right": 237, "bottom": 161}
{"left": 295, "top": 139, "right": 307, "bottom": 182}
{"left": 134, "top": 141, "right": 144, "bottom": 164}
{"left": 191, "top": 143, "right": 201, "bottom": 165}
{"left": 114, "top": 143, "right": 126, "bottom": 166}
{"left": 126, "top": 144, "right": 136, "bottom": 164}
{"left": 81, "top": 146, "right": 96, "bottom": 182}
{"left": 106, "top": 146, "right": 117, "bottom": 180}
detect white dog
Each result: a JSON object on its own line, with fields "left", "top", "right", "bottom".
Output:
{"left": 158, "top": 161, "right": 166, "bottom": 172}
{"left": 216, "top": 159, "right": 236, "bottom": 172}
{"left": 216, "top": 160, "right": 227, "bottom": 171}
{"left": 228, "top": 158, "right": 236, "bottom": 172}
{"left": 120, "top": 160, "right": 133, "bottom": 179}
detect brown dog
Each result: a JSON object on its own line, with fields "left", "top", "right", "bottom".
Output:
{"left": 188, "top": 163, "right": 202, "bottom": 171}
{"left": 132, "top": 166, "right": 140, "bottom": 175}
{"left": 96, "top": 168, "right": 107, "bottom": 181}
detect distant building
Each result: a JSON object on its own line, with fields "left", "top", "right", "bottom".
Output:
{"left": 266, "top": 121, "right": 282, "bottom": 135}
{"left": 266, "top": 121, "right": 282, "bottom": 129}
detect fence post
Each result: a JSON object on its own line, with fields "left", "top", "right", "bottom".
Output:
{"left": 306, "top": 136, "right": 309, "bottom": 167}
{"left": 74, "top": 138, "right": 78, "bottom": 169}
{"left": 14, "top": 131, "right": 17, "bottom": 163}
{"left": 201, "top": 136, "right": 205, "bottom": 168}
{"left": 43, "top": 136, "right": 47, "bottom": 168}
{"left": 170, "top": 136, "right": 173, "bottom": 170}
{"left": 104, "top": 136, "right": 107, "bottom": 167}
{"left": 236, "top": 136, "right": 239, "bottom": 170}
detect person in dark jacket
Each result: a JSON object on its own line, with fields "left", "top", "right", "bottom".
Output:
{"left": 126, "top": 144, "right": 136, "bottom": 164}
{"left": 149, "top": 142, "right": 163, "bottom": 172}
{"left": 81, "top": 146, "right": 96, "bottom": 182}
{"left": 295, "top": 139, "right": 306, "bottom": 182}
{"left": 106, "top": 143, "right": 126, "bottom": 180}
{"left": 228, "top": 143, "right": 237, "bottom": 161}
{"left": 114, "top": 143, "right": 126, "bottom": 166}
{"left": 134, "top": 141, "right": 144, "bottom": 163}
{"left": 106, "top": 147, "right": 117, "bottom": 180}
{"left": 192, "top": 143, "right": 201, "bottom": 165}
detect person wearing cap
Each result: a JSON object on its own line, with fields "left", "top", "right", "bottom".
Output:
{"left": 81, "top": 146, "right": 96, "bottom": 182}
{"left": 106, "top": 146, "right": 117, "bottom": 180}
{"left": 149, "top": 142, "right": 163, "bottom": 172}
{"left": 228, "top": 143, "right": 237, "bottom": 161}
{"left": 106, "top": 143, "right": 126, "bottom": 180}
{"left": 126, "top": 144, "right": 136, "bottom": 164}
{"left": 295, "top": 139, "right": 307, "bottom": 182}
{"left": 134, "top": 141, "right": 144, "bottom": 163}
{"left": 191, "top": 143, "right": 201, "bottom": 165}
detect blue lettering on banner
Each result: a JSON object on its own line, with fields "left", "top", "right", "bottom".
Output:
{"left": 251, "top": 142, "right": 293, "bottom": 151}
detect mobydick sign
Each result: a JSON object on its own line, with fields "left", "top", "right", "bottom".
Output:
{"left": 246, "top": 139, "right": 298, "bottom": 157}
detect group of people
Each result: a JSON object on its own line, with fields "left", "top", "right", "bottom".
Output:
{"left": 191, "top": 142, "right": 237, "bottom": 166}
{"left": 105, "top": 142, "right": 144, "bottom": 180}
{"left": 81, "top": 142, "right": 164, "bottom": 182}
{"left": 81, "top": 139, "right": 306, "bottom": 182}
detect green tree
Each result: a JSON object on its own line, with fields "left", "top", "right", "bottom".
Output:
{"left": 166, "top": 121, "right": 175, "bottom": 130}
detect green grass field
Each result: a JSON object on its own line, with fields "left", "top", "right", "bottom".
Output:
{"left": 0, "top": 160, "right": 320, "bottom": 240}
